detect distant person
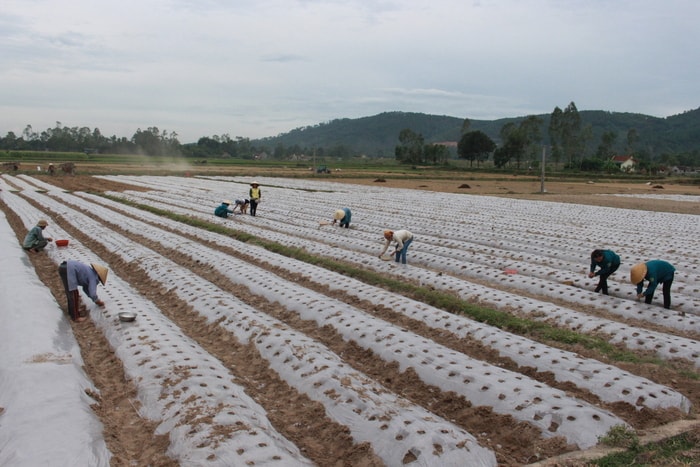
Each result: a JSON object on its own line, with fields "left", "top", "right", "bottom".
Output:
{"left": 233, "top": 199, "right": 249, "bottom": 215}
{"left": 249, "top": 182, "right": 261, "bottom": 216}
{"left": 379, "top": 229, "right": 414, "bottom": 264}
{"left": 214, "top": 200, "right": 234, "bottom": 218}
{"left": 332, "top": 208, "right": 352, "bottom": 228}
{"left": 631, "top": 260, "right": 676, "bottom": 309}
{"left": 22, "top": 219, "right": 53, "bottom": 252}
{"left": 588, "top": 249, "right": 621, "bottom": 295}
{"left": 58, "top": 260, "right": 108, "bottom": 322}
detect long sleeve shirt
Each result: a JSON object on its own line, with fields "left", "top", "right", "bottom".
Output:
{"left": 214, "top": 203, "right": 233, "bottom": 218}
{"left": 379, "top": 230, "right": 413, "bottom": 256}
{"left": 637, "top": 260, "right": 676, "bottom": 296}
{"left": 22, "top": 226, "right": 47, "bottom": 249}
{"left": 65, "top": 260, "right": 101, "bottom": 302}
{"left": 339, "top": 207, "right": 351, "bottom": 226}
{"left": 589, "top": 250, "right": 620, "bottom": 276}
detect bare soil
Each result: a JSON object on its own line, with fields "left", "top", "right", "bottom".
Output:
{"left": 2, "top": 168, "right": 698, "bottom": 466}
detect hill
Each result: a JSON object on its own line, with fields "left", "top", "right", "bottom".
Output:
{"left": 252, "top": 108, "right": 700, "bottom": 158}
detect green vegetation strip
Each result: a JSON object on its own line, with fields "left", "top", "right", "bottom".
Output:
{"left": 104, "top": 193, "right": 676, "bottom": 368}
{"left": 595, "top": 426, "right": 698, "bottom": 466}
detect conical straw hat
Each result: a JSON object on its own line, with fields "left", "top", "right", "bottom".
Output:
{"left": 630, "top": 263, "right": 647, "bottom": 284}
{"left": 91, "top": 263, "right": 109, "bottom": 285}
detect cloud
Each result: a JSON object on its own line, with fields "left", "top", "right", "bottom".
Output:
{"left": 1, "top": 0, "right": 698, "bottom": 142}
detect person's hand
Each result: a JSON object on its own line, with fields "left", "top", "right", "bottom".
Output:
{"left": 637, "top": 293, "right": 644, "bottom": 299}
{"left": 47, "top": 237, "right": 53, "bottom": 242}
{"left": 95, "top": 299, "right": 105, "bottom": 307}
{"left": 588, "top": 272, "right": 595, "bottom": 278}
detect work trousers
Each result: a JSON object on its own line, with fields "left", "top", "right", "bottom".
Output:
{"left": 395, "top": 237, "right": 413, "bottom": 264}
{"left": 645, "top": 275, "right": 674, "bottom": 309}
{"left": 250, "top": 199, "right": 259, "bottom": 216}
{"left": 594, "top": 263, "right": 620, "bottom": 295}
{"left": 58, "top": 262, "right": 83, "bottom": 320}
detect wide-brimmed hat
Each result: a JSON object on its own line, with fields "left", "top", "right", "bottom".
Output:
{"left": 223, "top": 200, "right": 232, "bottom": 205}
{"left": 37, "top": 219, "right": 48, "bottom": 227}
{"left": 333, "top": 209, "right": 345, "bottom": 220}
{"left": 383, "top": 230, "right": 393, "bottom": 240}
{"left": 91, "top": 263, "right": 109, "bottom": 285}
{"left": 630, "top": 263, "right": 647, "bottom": 284}
{"left": 250, "top": 181, "right": 259, "bottom": 186}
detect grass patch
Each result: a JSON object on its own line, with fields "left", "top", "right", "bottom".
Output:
{"left": 594, "top": 427, "right": 699, "bottom": 466}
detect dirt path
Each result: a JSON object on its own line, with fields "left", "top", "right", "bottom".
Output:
{"left": 2, "top": 171, "right": 698, "bottom": 466}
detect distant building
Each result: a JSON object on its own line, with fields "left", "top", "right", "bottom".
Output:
{"left": 611, "top": 155, "right": 636, "bottom": 172}
{"left": 433, "top": 141, "right": 458, "bottom": 148}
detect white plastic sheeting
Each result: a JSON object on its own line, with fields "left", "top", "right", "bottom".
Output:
{"left": 0, "top": 211, "right": 111, "bottom": 467}
{"left": 2, "top": 175, "right": 499, "bottom": 466}
{"left": 2, "top": 172, "right": 698, "bottom": 463}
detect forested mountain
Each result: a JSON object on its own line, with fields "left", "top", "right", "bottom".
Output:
{"left": 2, "top": 107, "right": 698, "bottom": 165}
{"left": 252, "top": 108, "right": 700, "bottom": 158}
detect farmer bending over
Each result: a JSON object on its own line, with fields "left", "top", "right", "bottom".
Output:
{"left": 214, "top": 200, "right": 234, "bottom": 218}
{"left": 379, "top": 229, "right": 414, "bottom": 264}
{"left": 332, "top": 208, "right": 352, "bottom": 228}
{"left": 58, "top": 260, "right": 108, "bottom": 322}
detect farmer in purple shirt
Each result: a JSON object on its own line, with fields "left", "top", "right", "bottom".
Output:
{"left": 58, "top": 260, "right": 108, "bottom": 322}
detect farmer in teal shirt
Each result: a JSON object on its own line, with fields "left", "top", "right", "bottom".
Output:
{"left": 588, "top": 249, "right": 620, "bottom": 295}
{"left": 630, "top": 260, "right": 676, "bottom": 309}
{"left": 332, "top": 208, "right": 352, "bottom": 228}
{"left": 214, "top": 200, "right": 234, "bottom": 218}
{"left": 23, "top": 219, "right": 53, "bottom": 252}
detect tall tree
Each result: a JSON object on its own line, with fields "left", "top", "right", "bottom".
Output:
{"left": 549, "top": 102, "right": 589, "bottom": 168}
{"left": 395, "top": 128, "right": 424, "bottom": 164}
{"left": 548, "top": 107, "right": 564, "bottom": 167}
{"left": 626, "top": 128, "right": 639, "bottom": 154}
{"left": 457, "top": 130, "right": 496, "bottom": 167}
{"left": 497, "top": 122, "right": 528, "bottom": 169}
{"left": 518, "top": 115, "right": 543, "bottom": 166}
{"left": 424, "top": 143, "right": 450, "bottom": 165}
{"left": 595, "top": 131, "right": 617, "bottom": 159}
{"left": 461, "top": 118, "right": 471, "bottom": 135}
{"left": 561, "top": 102, "right": 584, "bottom": 167}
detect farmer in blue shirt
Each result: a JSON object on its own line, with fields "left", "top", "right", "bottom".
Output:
{"left": 631, "top": 260, "right": 676, "bottom": 309}
{"left": 214, "top": 200, "right": 234, "bottom": 218}
{"left": 332, "top": 208, "right": 352, "bottom": 228}
{"left": 588, "top": 249, "right": 620, "bottom": 295}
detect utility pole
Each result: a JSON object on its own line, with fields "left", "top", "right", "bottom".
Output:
{"left": 540, "top": 146, "right": 547, "bottom": 193}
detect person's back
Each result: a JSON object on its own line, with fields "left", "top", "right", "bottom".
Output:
{"left": 646, "top": 260, "right": 675, "bottom": 283}
{"left": 22, "top": 220, "right": 52, "bottom": 252}
{"left": 215, "top": 201, "right": 233, "bottom": 218}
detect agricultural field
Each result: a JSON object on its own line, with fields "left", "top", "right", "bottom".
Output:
{"left": 1, "top": 167, "right": 699, "bottom": 466}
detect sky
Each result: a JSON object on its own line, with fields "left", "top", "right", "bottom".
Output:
{"left": 1, "top": 0, "right": 699, "bottom": 144}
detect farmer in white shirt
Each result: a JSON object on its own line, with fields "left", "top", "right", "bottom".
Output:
{"left": 379, "top": 229, "right": 414, "bottom": 264}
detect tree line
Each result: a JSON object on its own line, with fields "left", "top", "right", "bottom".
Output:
{"left": 3, "top": 106, "right": 699, "bottom": 172}
{"left": 0, "top": 122, "right": 321, "bottom": 161}
{"left": 0, "top": 123, "right": 185, "bottom": 156}
{"left": 396, "top": 102, "right": 700, "bottom": 172}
